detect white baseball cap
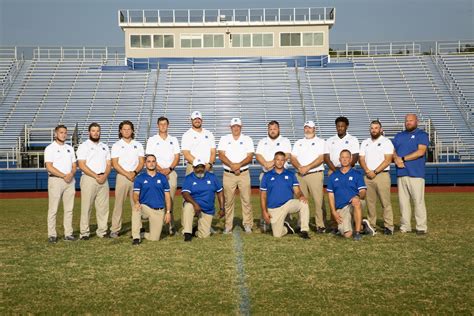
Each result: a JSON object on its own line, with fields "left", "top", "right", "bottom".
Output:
{"left": 191, "top": 111, "right": 202, "bottom": 120}
{"left": 230, "top": 118, "right": 242, "bottom": 126}
{"left": 304, "top": 120, "right": 316, "bottom": 128}
{"left": 192, "top": 158, "right": 206, "bottom": 167}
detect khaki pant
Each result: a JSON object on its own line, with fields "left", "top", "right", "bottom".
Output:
{"left": 268, "top": 199, "right": 310, "bottom": 238}
{"left": 110, "top": 173, "right": 133, "bottom": 234}
{"left": 365, "top": 172, "right": 394, "bottom": 230}
{"left": 166, "top": 170, "right": 178, "bottom": 201}
{"left": 297, "top": 171, "right": 326, "bottom": 228}
{"left": 80, "top": 174, "right": 110, "bottom": 238}
{"left": 398, "top": 176, "right": 428, "bottom": 232}
{"left": 47, "top": 177, "right": 75, "bottom": 237}
{"left": 337, "top": 204, "right": 354, "bottom": 234}
{"left": 223, "top": 170, "right": 253, "bottom": 231}
{"left": 182, "top": 202, "right": 213, "bottom": 238}
{"left": 131, "top": 204, "right": 165, "bottom": 241}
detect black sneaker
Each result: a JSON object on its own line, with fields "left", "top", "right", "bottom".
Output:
{"left": 184, "top": 233, "right": 193, "bottom": 242}
{"left": 192, "top": 226, "right": 198, "bottom": 237}
{"left": 64, "top": 235, "right": 76, "bottom": 241}
{"left": 284, "top": 221, "right": 295, "bottom": 234}
{"left": 132, "top": 238, "right": 141, "bottom": 246}
{"left": 80, "top": 236, "right": 90, "bottom": 241}
{"left": 140, "top": 228, "right": 146, "bottom": 239}
{"left": 316, "top": 227, "right": 326, "bottom": 234}
{"left": 329, "top": 227, "right": 339, "bottom": 235}
{"left": 416, "top": 230, "right": 427, "bottom": 236}
{"left": 48, "top": 236, "right": 57, "bottom": 244}
{"left": 353, "top": 232, "right": 362, "bottom": 241}
{"left": 362, "top": 219, "right": 376, "bottom": 236}
{"left": 383, "top": 228, "right": 394, "bottom": 235}
{"left": 299, "top": 231, "right": 311, "bottom": 239}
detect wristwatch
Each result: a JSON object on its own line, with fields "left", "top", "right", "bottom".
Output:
{"left": 169, "top": 167, "right": 174, "bottom": 171}
{"left": 133, "top": 170, "right": 138, "bottom": 175}
{"left": 166, "top": 210, "right": 172, "bottom": 214}
{"left": 402, "top": 156, "right": 406, "bottom": 162}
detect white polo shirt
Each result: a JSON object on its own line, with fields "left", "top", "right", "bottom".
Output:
{"left": 111, "top": 138, "right": 144, "bottom": 172}
{"left": 256, "top": 135, "right": 292, "bottom": 172}
{"left": 292, "top": 136, "right": 325, "bottom": 172}
{"left": 76, "top": 139, "right": 111, "bottom": 174}
{"left": 360, "top": 135, "right": 394, "bottom": 171}
{"left": 217, "top": 134, "right": 254, "bottom": 171}
{"left": 324, "top": 133, "right": 360, "bottom": 168}
{"left": 145, "top": 134, "right": 180, "bottom": 169}
{"left": 44, "top": 141, "right": 76, "bottom": 174}
{"left": 181, "top": 128, "right": 215, "bottom": 164}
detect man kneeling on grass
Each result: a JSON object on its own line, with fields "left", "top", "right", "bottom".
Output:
{"left": 260, "top": 151, "right": 310, "bottom": 239}
{"left": 327, "top": 149, "right": 373, "bottom": 241}
{"left": 131, "top": 154, "right": 172, "bottom": 245}
{"left": 181, "top": 159, "right": 225, "bottom": 242}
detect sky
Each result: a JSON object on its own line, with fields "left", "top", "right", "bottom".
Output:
{"left": 0, "top": 0, "right": 473, "bottom": 47}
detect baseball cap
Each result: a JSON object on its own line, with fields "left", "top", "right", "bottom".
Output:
{"left": 193, "top": 158, "right": 206, "bottom": 167}
{"left": 230, "top": 118, "right": 242, "bottom": 126}
{"left": 191, "top": 111, "right": 202, "bottom": 120}
{"left": 304, "top": 120, "right": 316, "bottom": 128}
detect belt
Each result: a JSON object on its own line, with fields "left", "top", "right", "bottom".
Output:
{"left": 224, "top": 168, "right": 249, "bottom": 174}
{"left": 150, "top": 207, "right": 164, "bottom": 211}
{"left": 302, "top": 170, "right": 323, "bottom": 176}
{"left": 97, "top": 173, "right": 105, "bottom": 175}
{"left": 381, "top": 170, "right": 389, "bottom": 173}
{"left": 48, "top": 175, "right": 62, "bottom": 178}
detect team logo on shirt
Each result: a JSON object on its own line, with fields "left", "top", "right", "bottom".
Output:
{"left": 170, "top": 142, "right": 173, "bottom": 145}
{"left": 377, "top": 143, "right": 381, "bottom": 147}
{"left": 345, "top": 141, "right": 349, "bottom": 144}
{"left": 284, "top": 175, "right": 289, "bottom": 179}
{"left": 157, "top": 180, "right": 161, "bottom": 184}
{"left": 205, "top": 135, "right": 209, "bottom": 139}
{"left": 349, "top": 176, "right": 353, "bottom": 181}
{"left": 156, "top": 142, "right": 160, "bottom": 146}
{"left": 270, "top": 177, "right": 275, "bottom": 181}
{"left": 276, "top": 143, "right": 280, "bottom": 146}
{"left": 121, "top": 146, "right": 125, "bottom": 149}
{"left": 240, "top": 142, "right": 243, "bottom": 145}
{"left": 312, "top": 143, "right": 315, "bottom": 146}
{"left": 411, "top": 135, "right": 415, "bottom": 139}
{"left": 264, "top": 142, "right": 268, "bottom": 145}
{"left": 134, "top": 145, "right": 137, "bottom": 149}
{"left": 228, "top": 142, "right": 231, "bottom": 145}
{"left": 207, "top": 180, "right": 211, "bottom": 184}
{"left": 102, "top": 147, "right": 106, "bottom": 151}
{"left": 335, "top": 178, "right": 339, "bottom": 181}
{"left": 144, "top": 180, "right": 148, "bottom": 184}
{"left": 67, "top": 149, "right": 71, "bottom": 153}
{"left": 192, "top": 182, "right": 197, "bottom": 185}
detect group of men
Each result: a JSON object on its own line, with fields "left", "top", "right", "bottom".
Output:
{"left": 45, "top": 112, "right": 429, "bottom": 244}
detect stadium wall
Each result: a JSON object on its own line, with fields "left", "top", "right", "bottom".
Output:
{"left": 1, "top": 164, "right": 473, "bottom": 191}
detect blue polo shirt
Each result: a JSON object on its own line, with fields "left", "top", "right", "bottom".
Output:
{"left": 392, "top": 128, "right": 429, "bottom": 178}
{"left": 260, "top": 169, "right": 299, "bottom": 209}
{"left": 181, "top": 172, "right": 223, "bottom": 215}
{"left": 327, "top": 168, "right": 366, "bottom": 210}
{"left": 133, "top": 172, "right": 170, "bottom": 209}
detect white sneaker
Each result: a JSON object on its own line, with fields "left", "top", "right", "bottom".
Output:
{"left": 210, "top": 227, "right": 217, "bottom": 235}
{"left": 223, "top": 228, "right": 233, "bottom": 235}
{"left": 244, "top": 225, "right": 252, "bottom": 234}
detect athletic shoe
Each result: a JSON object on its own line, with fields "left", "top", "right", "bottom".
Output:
{"left": 140, "top": 228, "right": 145, "bottom": 239}
{"left": 210, "top": 227, "right": 217, "bottom": 235}
{"left": 64, "top": 235, "right": 76, "bottom": 241}
{"left": 244, "top": 225, "right": 252, "bottom": 234}
{"left": 222, "top": 228, "right": 233, "bottom": 235}
{"left": 80, "top": 236, "right": 90, "bottom": 241}
{"left": 132, "top": 238, "right": 141, "bottom": 246}
{"left": 416, "top": 230, "right": 427, "bottom": 236}
{"left": 383, "top": 228, "right": 394, "bottom": 235}
{"left": 316, "top": 227, "right": 326, "bottom": 234}
{"left": 48, "top": 236, "right": 57, "bottom": 244}
{"left": 362, "top": 219, "right": 376, "bottom": 236}
{"left": 299, "top": 231, "right": 311, "bottom": 239}
{"left": 284, "top": 221, "right": 295, "bottom": 234}
{"left": 400, "top": 229, "right": 411, "bottom": 234}
{"left": 109, "top": 232, "right": 119, "bottom": 239}
{"left": 184, "top": 233, "right": 193, "bottom": 242}
{"left": 168, "top": 225, "right": 175, "bottom": 236}
{"left": 353, "top": 232, "right": 362, "bottom": 241}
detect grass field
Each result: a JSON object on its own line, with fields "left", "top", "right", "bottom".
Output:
{"left": 1, "top": 192, "right": 473, "bottom": 314}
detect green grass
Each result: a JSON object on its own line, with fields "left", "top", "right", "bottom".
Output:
{"left": 1, "top": 192, "right": 473, "bottom": 314}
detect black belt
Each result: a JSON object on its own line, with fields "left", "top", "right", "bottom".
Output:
{"left": 150, "top": 207, "right": 164, "bottom": 211}
{"left": 381, "top": 170, "right": 389, "bottom": 173}
{"left": 302, "top": 170, "right": 323, "bottom": 176}
{"left": 49, "top": 175, "right": 62, "bottom": 178}
{"left": 224, "top": 168, "right": 249, "bottom": 174}
{"left": 97, "top": 173, "right": 105, "bottom": 175}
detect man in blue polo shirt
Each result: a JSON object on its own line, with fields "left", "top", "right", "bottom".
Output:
{"left": 181, "top": 158, "right": 225, "bottom": 241}
{"left": 393, "top": 114, "right": 429, "bottom": 235}
{"left": 260, "top": 151, "right": 310, "bottom": 239}
{"left": 327, "top": 149, "right": 367, "bottom": 241}
{"left": 131, "top": 154, "right": 172, "bottom": 245}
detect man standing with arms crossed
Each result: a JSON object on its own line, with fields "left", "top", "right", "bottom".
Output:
{"left": 256, "top": 120, "right": 292, "bottom": 232}
{"left": 146, "top": 116, "right": 180, "bottom": 235}
{"left": 359, "top": 120, "right": 394, "bottom": 235}
{"left": 218, "top": 118, "right": 254, "bottom": 234}
{"left": 260, "top": 152, "right": 310, "bottom": 239}
{"left": 131, "top": 154, "right": 172, "bottom": 245}
{"left": 327, "top": 150, "right": 367, "bottom": 241}
{"left": 291, "top": 121, "right": 327, "bottom": 234}
{"left": 44, "top": 125, "right": 77, "bottom": 243}
{"left": 109, "top": 121, "right": 144, "bottom": 238}
{"left": 77, "top": 123, "right": 111, "bottom": 240}
{"left": 181, "top": 111, "right": 216, "bottom": 175}
{"left": 392, "top": 114, "right": 429, "bottom": 235}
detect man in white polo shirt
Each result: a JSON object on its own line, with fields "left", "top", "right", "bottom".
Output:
{"left": 359, "top": 120, "right": 394, "bottom": 235}
{"left": 44, "top": 124, "right": 77, "bottom": 243}
{"left": 77, "top": 122, "right": 111, "bottom": 240}
{"left": 218, "top": 118, "right": 254, "bottom": 234}
{"left": 256, "top": 120, "right": 292, "bottom": 232}
{"left": 291, "top": 120, "right": 327, "bottom": 234}
{"left": 146, "top": 116, "right": 180, "bottom": 234}
{"left": 181, "top": 111, "right": 216, "bottom": 175}
{"left": 109, "top": 120, "right": 144, "bottom": 238}
{"left": 324, "top": 116, "right": 360, "bottom": 175}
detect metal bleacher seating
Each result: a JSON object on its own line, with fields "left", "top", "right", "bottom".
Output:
{"left": 439, "top": 54, "right": 474, "bottom": 109}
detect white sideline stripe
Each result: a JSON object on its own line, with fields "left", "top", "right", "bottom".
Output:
{"left": 232, "top": 227, "right": 251, "bottom": 315}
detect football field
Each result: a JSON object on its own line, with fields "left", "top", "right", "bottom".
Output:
{"left": 1, "top": 192, "right": 473, "bottom": 314}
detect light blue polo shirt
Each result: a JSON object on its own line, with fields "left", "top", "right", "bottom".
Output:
{"left": 133, "top": 172, "right": 170, "bottom": 209}
{"left": 327, "top": 168, "right": 366, "bottom": 210}
{"left": 260, "top": 169, "right": 299, "bottom": 209}
{"left": 181, "top": 172, "right": 223, "bottom": 215}
{"left": 392, "top": 128, "right": 429, "bottom": 178}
